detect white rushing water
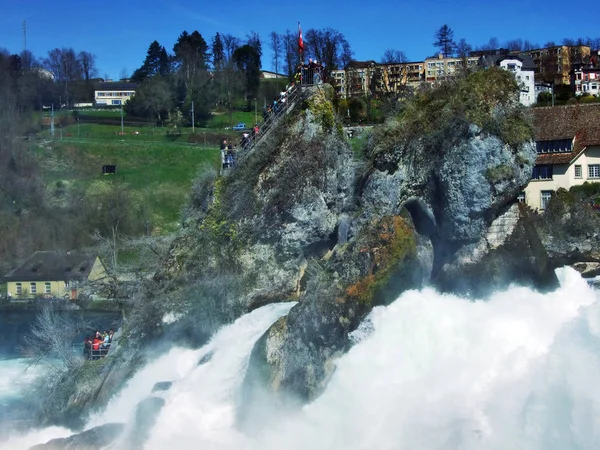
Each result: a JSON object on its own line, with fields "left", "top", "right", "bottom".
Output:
{"left": 4, "top": 267, "right": 600, "bottom": 449}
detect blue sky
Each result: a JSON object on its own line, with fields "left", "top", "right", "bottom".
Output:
{"left": 0, "top": 0, "right": 597, "bottom": 79}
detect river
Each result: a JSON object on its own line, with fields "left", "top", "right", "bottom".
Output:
{"left": 2, "top": 268, "right": 600, "bottom": 449}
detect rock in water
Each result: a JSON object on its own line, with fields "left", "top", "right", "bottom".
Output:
{"left": 29, "top": 423, "right": 124, "bottom": 450}
{"left": 121, "top": 396, "right": 165, "bottom": 450}
{"left": 151, "top": 381, "right": 173, "bottom": 393}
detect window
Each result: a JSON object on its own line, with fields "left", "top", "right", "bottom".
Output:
{"left": 541, "top": 191, "right": 553, "bottom": 210}
{"left": 589, "top": 164, "right": 600, "bottom": 178}
{"left": 16, "top": 283, "right": 22, "bottom": 295}
{"left": 575, "top": 165, "right": 582, "bottom": 178}
{"left": 45, "top": 282, "right": 51, "bottom": 294}
{"left": 30, "top": 282, "right": 37, "bottom": 295}
{"left": 517, "top": 192, "right": 526, "bottom": 203}
{"left": 507, "top": 63, "right": 516, "bottom": 71}
{"left": 536, "top": 140, "right": 572, "bottom": 153}
{"left": 532, "top": 165, "right": 553, "bottom": 180}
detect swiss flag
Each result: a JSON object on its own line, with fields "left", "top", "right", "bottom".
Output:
{"left": 298, "top": 22, "right": 304, "bottom": 53}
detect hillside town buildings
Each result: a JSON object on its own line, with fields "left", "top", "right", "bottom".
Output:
{"left": 330, "top": 44, "right": 598, "bottom": 107}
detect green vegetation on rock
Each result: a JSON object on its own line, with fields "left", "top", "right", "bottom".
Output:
{"left": 345, "top": 216, "right": 417, "bottom": 304}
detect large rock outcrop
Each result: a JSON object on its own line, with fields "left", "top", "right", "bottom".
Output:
{"left": 241, "top": 69, "right": 558, "bottom": 414}
{"left": 39, "top": 70, "right": 560, "bottom": 429}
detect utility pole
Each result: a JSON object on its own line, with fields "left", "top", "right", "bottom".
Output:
{"left": 191, "top": 101, "right": 195, "bottom": 133}
{"left": 254, "top": 98, "right": 257, "bottom": 124}
{"left": 22, "top": 20, "right": 26, "bottom": 53}
{"left": 50, "top": 104, "right": 55, "bottom": 137}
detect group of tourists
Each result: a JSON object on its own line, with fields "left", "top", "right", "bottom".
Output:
{"left": 296, "top": 59, "right": 326, "bottom": 85}
{"left": 83, "top": 329, "right": 114, "bottom": 360}
{"left": 220, "top": 139, "right": 238, "bottom": 170}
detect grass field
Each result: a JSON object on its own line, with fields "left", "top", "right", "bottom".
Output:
{"left": 35, "top": 135, "right": 221, "bottom": 233}
{"left": 39, "top": 122, "right": 251, "bottom": 145}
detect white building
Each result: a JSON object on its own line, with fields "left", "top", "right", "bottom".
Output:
{"left": 572, "top": 61, "right": 600, "bottom": 97}
{"left": 480, "top": 54, "right": 536, "bottom": 106}
{"left": 524, "top": 104, "right": 600, "bottom": 210}
{"left": 94, "top": 82, "right": 137, "bottom": 106}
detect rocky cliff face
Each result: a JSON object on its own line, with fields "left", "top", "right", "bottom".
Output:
{"left": 239, "top": 69, "right": 557, "bottom": 417}
{"left": 38, "top": 70, "right": 559, "bottom": 429}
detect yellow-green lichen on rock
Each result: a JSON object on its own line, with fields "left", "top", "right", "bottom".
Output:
{"left": 345, "top": 215, "right": 417, "bottom": 304}
{"left": 305, "top": 87, "right": 336, "bottom": 133}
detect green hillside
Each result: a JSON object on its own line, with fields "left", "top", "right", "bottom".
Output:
{"left": 33, "top": 132, "right": 222, "bottom": 233}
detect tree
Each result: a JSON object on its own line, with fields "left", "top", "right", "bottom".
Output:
{"left": 212, "top": 32, "right": 225, "bottom": 68}
{"left": 304, "top": 28, "right": 353, "bottom": 71}
{"left": 78, "top": 51, "right": 97, "bottom": 81}
{"left": 282, "top": 29, "right": 300, "bottom": 79}
{"left": 269, "top": 31, "right": 283, "bottom": 85}
{"left": 478, "top": 37, "right": 500, "bottom": 51}
{"left": 233, "top": 44, "right": 261, "bottom": 100}
{"left": 173, "top": 30, "right": 210, "bottom": 76}
{"left": 43, "top": 47, "right": 83, "bottom": 107}
{"left": 455, "top": 38, "right": 472, "bottom": 58}
{"left": 131, "top": 41, "right": 171, "bottom": 83}
{"left": 23, "top": 308, "right": 89, "bottom": 370}
{"left": 222, "top": 34, "right": 241, "bottom": 62}
{"left": 380, "top": 49, "right": 407, "bottom": 64}
{"left": 125, "top": 75, "right": 174, "bottom": 124}
{"left": 505, "top": 39, "right": 524, "bottom": 51}
{"left": 246, "top": 31, "right": 263, "bottom": 62}
{"left": 433, "top": 24, "right": 456, "bottom": 57}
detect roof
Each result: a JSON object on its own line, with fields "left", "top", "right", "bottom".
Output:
{"left": 479, "top": 54, "right": 537, "bottom": 71}
{"left": 95, "top": 82, "right": 137, "bottom": 91}
{"left": 4, "top": 251, "right": 100, "bottom": 282}
{"left": 533, "top": 104, "right": 600, "bottom": 165}
{"left": 346, "top": 60, "right": 377, "bottom": 69}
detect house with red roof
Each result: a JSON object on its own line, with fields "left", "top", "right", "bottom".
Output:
{"left": 524, "top": 104, "right": 600, "bottom": 210}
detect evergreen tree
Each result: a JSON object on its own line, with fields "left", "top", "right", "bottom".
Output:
{"left": 233, "top": 44, "right": 261, "bottom": 99}
{"left": 433, "top": 24, "right": 456, "bottom": 57}
{"left": 173, "top": 31, "right": 210, "bottom": 72}
{"left": 212, "top": 32, "right": 225, "bottom": 68}
{"left": 131, "top": 41, "right": 171, "bottom": 83}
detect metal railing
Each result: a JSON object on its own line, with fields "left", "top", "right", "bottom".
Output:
{"left": 72, "top": 342, "right": 111, "bottom": 360}
{"left": 298, "top": 66, "right": 326, "bottom": 86}
{"left": 234, "top": 84, "right": 303, "bottom": 163}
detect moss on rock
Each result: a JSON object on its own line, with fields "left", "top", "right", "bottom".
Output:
{"left": 345, "top": 215, "right": 417, "bottom": 304}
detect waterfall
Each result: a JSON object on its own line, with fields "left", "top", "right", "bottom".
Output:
{"left": 4, "top": 267, "right": 600, "bottom": 450}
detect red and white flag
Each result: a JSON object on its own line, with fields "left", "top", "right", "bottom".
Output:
{"left": 298, "top": 22, "right": 304, "bottom": 53}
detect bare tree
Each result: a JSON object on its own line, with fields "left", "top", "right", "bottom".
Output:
{"left": 44, "top": 47, "right": 83, "bottom": 107}
{"left": 304, "top": 27, "right": 353, "bottom": 71}
{"left": 222, "top": 34, "right": 241, "bottom": 62}
{"left": 22, "top": 308, "right": 89, "bottom": 371}
{"left": 455, "top": 39, "right": 472, "bottom": 58}
{"left": 505, "top": 38, "right": 524, "bottom": 51}
{"left": 380, "top": 49, "right": 407, "bottom": 64}
{"left": 269, "top": 31, "right": 283, "bottom": 89}
{"left": 78, "top": 51, "right": 97, "bottom": 81}
{"left": 282, "top": 29, "right": 300, "bottom": 79}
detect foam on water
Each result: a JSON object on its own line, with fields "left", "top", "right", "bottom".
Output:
{"left": 5, "top": 267, "right": 600, "bottom": 450}
{"left": 146, "top": 267, "right": 600, "bottom": 450}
